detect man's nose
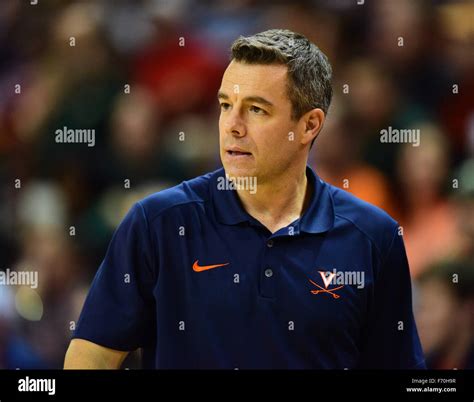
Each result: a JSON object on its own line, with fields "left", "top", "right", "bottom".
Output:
{"left": 225, "top": 109, "right": 247, "bottom": 138}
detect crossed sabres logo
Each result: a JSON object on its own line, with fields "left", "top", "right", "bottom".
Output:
{"left": 308, "top": 271, "right": 344, "bottom": 299}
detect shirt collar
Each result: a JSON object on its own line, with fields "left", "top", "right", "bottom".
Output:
{"left": 210, "top": 165, "right": 334, "bottom": 234}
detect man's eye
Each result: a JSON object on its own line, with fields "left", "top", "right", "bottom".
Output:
{"left": 250, "top": 105, "right": 266, "bottom": 115}
{"left": 220, "top": 103, "right": 231, "bottom": 111}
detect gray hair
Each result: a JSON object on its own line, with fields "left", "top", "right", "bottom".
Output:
{"left": 230, "top": 29, "right": 333, "bottom": 120}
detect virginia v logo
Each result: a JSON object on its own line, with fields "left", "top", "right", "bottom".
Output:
{"left": 318, "top": 271, "right": 336, "bottom": 288}
{"left": 308, "top": 268, "right": 365, "bottom": 299}
{"left": 309, "top": 270, "right": 344, "bottom": 299}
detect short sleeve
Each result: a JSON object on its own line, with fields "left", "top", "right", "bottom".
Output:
{"left": 73, "top": 202, "right": 157, "bottom": 351}
{"left": 357, "top": 227, "right": 426, "bottom": 369}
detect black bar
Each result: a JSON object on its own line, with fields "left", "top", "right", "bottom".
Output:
{"left": 0, "top": 369, "right": 472, "bottom": 401}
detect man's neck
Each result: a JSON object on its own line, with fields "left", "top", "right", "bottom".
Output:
{"left": 235, "top": 165, "right": 312, "bottom": 234}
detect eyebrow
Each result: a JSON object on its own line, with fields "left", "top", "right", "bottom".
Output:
{"left": 217, "top": 91, "right": 274, "bottom": 108}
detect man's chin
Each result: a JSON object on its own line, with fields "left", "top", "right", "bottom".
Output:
{"left": 222, "top": 163, "right": 257, "bottom": 179}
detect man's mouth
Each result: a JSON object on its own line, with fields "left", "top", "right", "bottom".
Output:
{"left": 227, "top": 150, "right": 252, "bottom": 156}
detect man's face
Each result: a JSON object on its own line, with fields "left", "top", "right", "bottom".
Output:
{"left": 218, "top": 60, "right": 305, "bottom": 183}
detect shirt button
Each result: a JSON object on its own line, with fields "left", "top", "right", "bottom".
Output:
{"left": 267, "top": 240, "right": 274, "bottom": 248}
{"left": 264, "top": 268, "right": 273, "bottom": 278}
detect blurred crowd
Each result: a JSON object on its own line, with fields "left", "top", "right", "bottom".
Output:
{"left": 0, "top": 0, "right": 472, "bottom": 369}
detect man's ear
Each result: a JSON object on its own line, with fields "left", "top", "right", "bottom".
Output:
{"left": 301, "top": 108, "right": 325, "bottom": 146}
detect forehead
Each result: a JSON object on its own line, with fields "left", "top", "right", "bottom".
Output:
{"left": 220, "top": 60, "right": 288, "bottom": 100}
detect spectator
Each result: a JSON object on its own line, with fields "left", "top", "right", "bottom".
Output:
{"left": 415, "top": 259, "right": 474, "bottom": 369}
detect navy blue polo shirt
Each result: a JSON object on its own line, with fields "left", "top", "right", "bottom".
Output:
{"left": 74, "top": 166, "right": 426, "bottom": 369}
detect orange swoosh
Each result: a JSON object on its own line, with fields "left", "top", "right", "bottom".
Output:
{"left": 193, "top": 260, "right": 229, "bottom": 272}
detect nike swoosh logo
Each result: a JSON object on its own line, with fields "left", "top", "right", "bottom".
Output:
{"left": 193, "top": 260, "right": 229, "bottom": 272}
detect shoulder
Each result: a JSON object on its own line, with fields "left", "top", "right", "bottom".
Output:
{"left": 136, "top": 168, "right": 221, "bottom": 222}
{"left": 326, "top": 183, "right": 400, "bottom": 257}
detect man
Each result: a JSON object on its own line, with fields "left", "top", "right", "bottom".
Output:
{"left": 64, "top": 29, "right": 425, "bottom": 369}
